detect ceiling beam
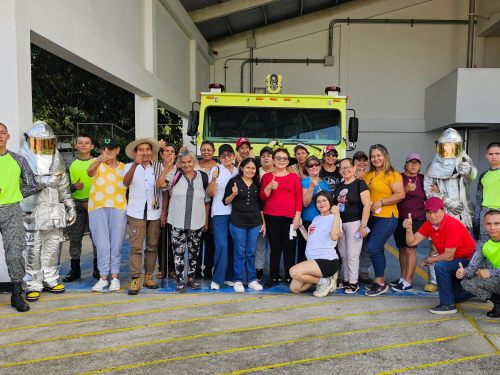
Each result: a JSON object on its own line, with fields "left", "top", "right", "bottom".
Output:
{"left": 189, "top": 0, "right": 279, "bottom": 24}
{"left": 223, "top": 16, "right": 233, "bottom": 35}
{"left": 299, "top": 0, "right": 303, "bottom": 16}
{"left": 262, "top": 5, "right": 268, "bottom": 25}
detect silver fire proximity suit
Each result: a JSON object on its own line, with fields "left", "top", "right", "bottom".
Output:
{"left": 19, "top": 121, "right": 76, "bottom": 294}
{"left": 423, "top": 128, "right": 477, "bottom": 288}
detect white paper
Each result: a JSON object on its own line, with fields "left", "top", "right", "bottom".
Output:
{"left": 289, "top": 224, "right": 297, "bottom": 240}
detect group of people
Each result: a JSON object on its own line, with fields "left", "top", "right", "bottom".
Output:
{"left": 0, "top": 121, "right": 499, "bottom": 320}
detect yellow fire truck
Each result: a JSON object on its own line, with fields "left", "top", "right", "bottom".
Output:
{"left": 187, "top": 74, "right": 358, "bottom": 160}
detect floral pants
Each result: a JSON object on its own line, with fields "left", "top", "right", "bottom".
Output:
{"left": 171, "top": 226, "right": 203, "bottom": 284}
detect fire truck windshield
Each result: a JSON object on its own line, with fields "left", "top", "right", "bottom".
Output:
{"left": 203, "top": 106, "right": 341, "bottom": 145}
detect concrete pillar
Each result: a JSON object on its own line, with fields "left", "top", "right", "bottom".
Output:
{"left": 135, "top": 95, "right": 158, "bottom": 138}
{"left": 0, "top": 0, "right": 33, "bottom": 151}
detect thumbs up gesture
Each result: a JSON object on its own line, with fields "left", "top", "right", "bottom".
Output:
{"left": 402, "top": 213, "right": 413, "bottom": 229}
{"left": 405, "top": 181, "right": 416, "bottom": 192}
{"left": 310, "top": 178, "right": 319, "bottom": 189}
{"left": 232, "top": 182, "right": 238, "bottom": 195}
{"left": 456, "top": 262, "right": 465, "bottom": 279}
{"left": 74, "top": 178, "right": 84, "bottom": 190}
{"left": 212, "top": 168, "right": 219, "bottom": 180}
{"left": 270, "top": 176, "right": 279, "bottom": 190}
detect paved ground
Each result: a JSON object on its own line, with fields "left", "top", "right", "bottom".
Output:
{"left": 0, "top": 291, "right": 499, "bottom": 374}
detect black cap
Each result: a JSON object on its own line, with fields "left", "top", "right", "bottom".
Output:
{"left": 99, "top": 137, "right": 119, "bottom": 149}
{"left": 218, "top": 144, "right": 234, "bottom": 155}
{"left": 353, "top": 151, "right": 368, "bottom": 161}
{"left": 260, "top": 146, "right": 273, "bottom": 156}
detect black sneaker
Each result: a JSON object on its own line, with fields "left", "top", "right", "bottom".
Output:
{"left": 176, "top": 284, "right": 187, "bottom": 293}
{"left": 186, "top": 280, "right": 201, "bottom": 290}
{"left": 429, "top": 304, "right": 457, "bottom": 314}
{"left": 203, "top": 268, "right": 213, "bottom": 280}
{"left": 365, "top": 282, "right": 389, "bottom": 297}
{"left": 264, "top": 279, "right": 279, "bottom": 288}
{"left": 365, "top": 282, "right": 378, "bottom": 290}
{"left": 256, "top": 269, "right": 263, "bottom": 281}
{"left": 277, "top": 275, "right": 283, "bottom": 282}
{"left": 389, "top": 279, "right": 402, "bottom": 287}
{"left": 391, "top": 283, "right": 413, "bottom": 292}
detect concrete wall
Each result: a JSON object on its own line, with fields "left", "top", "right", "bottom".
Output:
{"left": 0, "top": 0, "right": 213, "bottom": 150}
{"left": 210, "top": 0, "right": 499, "bottom": 197}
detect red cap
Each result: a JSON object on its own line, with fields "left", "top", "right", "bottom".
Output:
{"left": 236, "top": 137, "right": 251, "bottom": 149}
{"left": 425, "top": 197, "right": 444, "bottom": 211}
{"left": 323, "top": 145, "right": 338, "bottom": 155}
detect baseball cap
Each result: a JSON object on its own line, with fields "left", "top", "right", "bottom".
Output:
{"left": 99, "top": 137, "right": 119, "bottom": 149}
{"left": 323, "top": 145, "right": 338, "bottom": 155}
{"left": 405, "top": 153, "right": 422, "bottom": 163}
{"left": 218, "top": 144, "right": 234, "bottom": 155}
{"left": 425, "top": 197, "right": 444, "bottom": 211}
{"left": 236, "top": 137, "right": 251, "bottom": 149}
{"left": 260, "top": 146, "right": 273, "bottom": 156}
{"left": 293, "top": 143, "right": 309, "bottom": 154}
{"left": 353, "top": 151, "right": 368, "bottom": 161}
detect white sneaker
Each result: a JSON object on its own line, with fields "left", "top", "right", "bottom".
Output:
{"left": 313, "top": 279, "right": 332, "bottom": 298}
{"left": 224, "top": 281, "right": 234, "bottom": 286}
{"left": 233, "top": 282, "right": 245, "bottom": 292}
{"left": 211, "top": 281, "right": 220, "bottom": 290}
{"left": 248, "top": 280, "right": 263, "bottom": 291}
{"left": 109, "top": 278, "right": 120, "bottom": 292}
{"left": 92, "top": 278, "right": 109, "bottom": 292}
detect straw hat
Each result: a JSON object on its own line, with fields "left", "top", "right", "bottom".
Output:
{"left": 125, "top": 137, "right": 160, "bottom": 160}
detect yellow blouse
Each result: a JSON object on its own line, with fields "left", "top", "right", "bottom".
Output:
{"left": 88, "top": 160, "right": 127, "bottom": 212}
{"left": 364, "top": 170, "right": 402, "bottom": 218}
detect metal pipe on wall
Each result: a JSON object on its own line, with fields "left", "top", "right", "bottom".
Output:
{"left": 328, "top": 18, "right": 470, "bottom": 56}
{"left": 467, "top": 0, "right": 476, "bottom": 68}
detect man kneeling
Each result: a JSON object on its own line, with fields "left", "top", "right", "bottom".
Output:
{"left": 289, "top": 191, "right": 341, "bottom": 297}
{"left": 457, "top": 210, "right": 500, "bottom": 318}
{"left": 404, "top": 197, "right": 475, "bottom": 314}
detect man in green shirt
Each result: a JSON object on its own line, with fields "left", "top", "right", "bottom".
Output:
{"left": 64, "top": 134, "right": 98, "bottom": 282}
{"left": 473, "top": 142, "right": 500, "bottom": 240}
{"left": 0, "top": 123, "right": 39, "bottom": 312}
{"left": 458, "top": 210, "right": 500, "bottom": 318}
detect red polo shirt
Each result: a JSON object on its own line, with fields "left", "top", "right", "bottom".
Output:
{"left": 417, "top": 214, "right": 475, "bottom": 260}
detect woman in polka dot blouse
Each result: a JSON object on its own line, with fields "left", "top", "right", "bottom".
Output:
{"left": 87, "top": 138, "right": 128, "bottom": 292}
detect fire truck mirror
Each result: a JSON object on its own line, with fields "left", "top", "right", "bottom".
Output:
{"left": 348, "top": 117, "right": 359, "bottom": 143}
{"left": 187, "top": 110, "right": 199, "bottom": 136}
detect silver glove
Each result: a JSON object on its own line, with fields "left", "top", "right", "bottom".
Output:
{"left": 65, "top": 199, "right": 77, "bottom": 226}
{"left": 443, "top": 197, "right": 463, "bottom": 215}
{"left": 457, "top": 161, "right": 471, "bottom": 176}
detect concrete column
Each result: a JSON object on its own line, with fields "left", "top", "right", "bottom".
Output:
{"left": 135, "top": 95, "right": 158, "bottom": 138}
{"left": 0, "top": 0, "right": 33, "bottom": 151}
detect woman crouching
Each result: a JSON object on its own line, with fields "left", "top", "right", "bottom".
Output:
{"left": 290, "top": 191, "right": 342, "bottom": 297}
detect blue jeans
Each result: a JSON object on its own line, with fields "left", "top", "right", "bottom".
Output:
{"left": 367, "top": 215, "right": 398, "bottom": 278}
{"left": 434, "top": 258, "right": 474, "bottom": 305}
{"left": 230, "top": 224, "right": 261, "bottom": 283}
{"left": 212, "top": 215, "right": 234, "bottom": 285}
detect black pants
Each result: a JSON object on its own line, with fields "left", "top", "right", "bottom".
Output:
{"left": 196, "top": 218, "right": 216, "bottom": 270}
{"left": 157, "top": 223, "right": 175, "bottom": 275}
{"left": 296, "top": 220, "right": 311, "bottom": 265}
{"left": 265, "top": 214, "right": 297, "bottom": 280}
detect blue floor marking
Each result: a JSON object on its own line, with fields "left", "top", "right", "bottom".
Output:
{"left": 60, "top": 237, "right": 438, "bottom": 297}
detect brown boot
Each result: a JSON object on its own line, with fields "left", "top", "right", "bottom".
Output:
{"left": 128, "top": 278, "right": 140, "bottom": 295}
{"left": 143, "top": 274, "right": 159, "bottom": 289}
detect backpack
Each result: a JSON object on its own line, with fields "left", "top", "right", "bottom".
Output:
{"left": 170, "top": 168, "right": 209, "bottom": 191}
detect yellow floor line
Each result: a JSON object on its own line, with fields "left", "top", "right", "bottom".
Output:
{"left": 0, "top": 295, "right": 284, "bottom": 332}
{"left": 457, "top": 304, "right": 500, "bottom": 355}
{"left": 0, "top": 304, "right": 435, "bottom": 368}
{"left": 75, "top": 317, "right": 463, "bottom": 375}
{"left": 475, "top": 317, "right": 500, "bottom": 324}
{"left": 384, "top": 243, "right": 428, "bottom": 281}
{"left": 462, "top": 303, "right": 492, "bottom": 310}
{"left": 0, "top": 293, "right": 100, "bottom": 306}
{"left": 374, "top": 354, "right": 496, "bottom": 375}
{"left": 1, "top": 297, "right": 383, "bottom": 348}
{"left": 218, "top": 334, "right": 473, "bottom": 375}
{"left": 0, "top": 293, "right": 207, "bottom": 318}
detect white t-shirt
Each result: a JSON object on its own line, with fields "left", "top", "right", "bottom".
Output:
{"left": 209, "top": 163, "right": 239, "bottom": 217}
{"left": 305, "top": 214, "right": 342, "bottom": 261}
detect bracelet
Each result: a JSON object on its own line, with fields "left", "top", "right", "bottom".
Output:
{"left": 380, "top": 200, "right": 384, "bottom": 206}
{"left": 161, "top": 213, "right": 167, "bottom": 216}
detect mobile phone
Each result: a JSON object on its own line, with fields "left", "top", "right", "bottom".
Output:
{"left": 375, "top": 207, "right": 382, "bottom": 214}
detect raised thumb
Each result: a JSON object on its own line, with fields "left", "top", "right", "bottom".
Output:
{"left": 77, "top": 178, "right": 81, "bottom": 183}
{"left": 459, "top": 262, "right": 463, "bottom": 268}
{"left": 272, "top": 176, "right": 276, "bottom": 181}
{"left": 234, "top": 183, "right": 237, "bottom": 187}
{"left": 408, "top": 213, "right": 412, "bottom": 220}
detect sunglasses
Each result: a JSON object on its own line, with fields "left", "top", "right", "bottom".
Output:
{"left": 275, "top": 156, "right": 289, "bottom": 162}
{"left": 339, "top": 166, "right": 352, "bottom": 172}
{"left": 324, "top": 152, "right": 337, "bottom": 157}
{"left": 220, "top": 153, "right": 234, "bottom": 159}
{"left": 307, "top": 163, "right": 321, "bottom": 168}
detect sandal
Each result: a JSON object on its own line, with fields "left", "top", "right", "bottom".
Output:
{"left": 345, "top": 283, "right": 359, "bottom": 294}
{"left": 169, "top": 271, "right": 176, "bottom": 279}
{"left": 337, "top": 280, "right": 348, "bottom": 289}
{"left": 156, "top": 272, "right": 163, "bottom": 279}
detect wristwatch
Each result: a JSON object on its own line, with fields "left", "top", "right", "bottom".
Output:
{"left": 360, "top": 225, "right": 367, "bottom": 229}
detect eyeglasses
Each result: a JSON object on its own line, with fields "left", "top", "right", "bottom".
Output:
{"left": 220, "top": 153, "right": 234, "bottom": 159}
{"left": 275, "top": 156, "right": 289, "bottom": 162}
{"left": 339, "top": 166, "right": 352, "bottom": 172}
{"left": 406, "top": 161, "right": 421, "bottom": 165}
{"left": 307, "top": 163, "right": 320, "bottom": 168}
{"left": 324, "top": 153, "right": 337, "bottom": 157}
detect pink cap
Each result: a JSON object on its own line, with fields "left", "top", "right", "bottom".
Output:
{"left": 406, "top": 153, "right": 421, "bottom": 163}
{"left": 425, "top": 197, "right": 444, "bottom": 211}
{"left": 323, "top": 145, "right": 338, "bottom": 155}
{"left": 236, "top": 137, "right": 250, "bottom": 148}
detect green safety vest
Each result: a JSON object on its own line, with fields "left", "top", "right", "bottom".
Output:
{"left": 483, "top": 239, "right": 500, "bottom": 269}
{"left": 0, "top": 153, "right": 23, "bottom": 204}
{"left": 70, "top": 158, "right": 93, "bottom": 200}
{"left": 481, "top": 169, "right": 500, "bottom": 209}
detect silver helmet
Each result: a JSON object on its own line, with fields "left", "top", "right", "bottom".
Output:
{"left": 436, "top": 128, "right": 463, "bottom": 159}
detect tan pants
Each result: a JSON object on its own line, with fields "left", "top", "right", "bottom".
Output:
{"left": 128, "top": 216, "right": 161, "bottom": 278}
